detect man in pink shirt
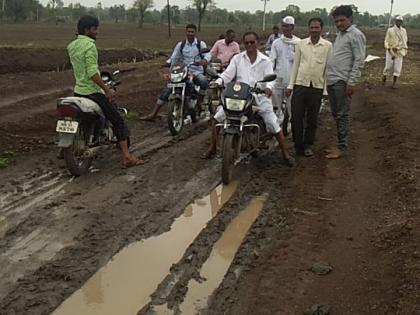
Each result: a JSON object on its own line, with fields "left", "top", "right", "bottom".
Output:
{"left": 210, "top": 29, "right": 240, "bottom": 67}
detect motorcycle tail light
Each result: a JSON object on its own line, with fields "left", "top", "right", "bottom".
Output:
{"left": 57, "top": 105, "right": 78, "bottom": 118}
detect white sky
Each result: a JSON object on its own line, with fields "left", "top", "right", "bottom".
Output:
{"left": 42, "top": 0, "right": 419, "bottom": 16}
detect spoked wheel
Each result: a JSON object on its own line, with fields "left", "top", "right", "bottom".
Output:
{"left": 63, "top": 127, "right": 93, "bottom": 177}
{"left": 168, "top": 99, "right": 184, "bottom": 136}
{"left": 221, "top": 134, "right": 238, "bottom": 185}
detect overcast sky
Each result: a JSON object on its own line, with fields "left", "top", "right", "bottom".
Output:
{"left": 45, "top": 0, "right": 419, "bottom": 16}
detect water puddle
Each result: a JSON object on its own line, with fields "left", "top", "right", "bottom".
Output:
{"left": 52, "top": 181, "right": 239, "bottom": 315}
{"left": 155, "top": 194, "right": 267, "bottom": 314}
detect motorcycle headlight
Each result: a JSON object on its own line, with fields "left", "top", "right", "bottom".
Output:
{"left": 170, "top": 72, "right": 184, "bottom": 83}
{"left": 225, "top": 98, "right": 246, "bottom": 111}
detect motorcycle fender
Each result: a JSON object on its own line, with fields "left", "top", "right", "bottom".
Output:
{"left": 168, "top": 94, "right": 182, "bottom": 102}
{"left": 57, "top": 133, "right": 75, "bottom": 148}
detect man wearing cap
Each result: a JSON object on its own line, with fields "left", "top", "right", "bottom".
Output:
{"left": 270, "top": 16, "right": 300, "bottom": 127}
{"left": 382, "top": 15, "right": 408, "bottom": 89}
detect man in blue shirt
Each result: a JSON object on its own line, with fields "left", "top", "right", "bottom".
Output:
{"left": 140, "top": 24, "right": 211, "bottom": 121}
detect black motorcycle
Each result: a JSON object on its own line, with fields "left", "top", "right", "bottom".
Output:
{"left": 56, "top": 69, "right": 132, "bottom": 176}
{"left": 166, "top": 48, "right": 210, "bottom": 136}
{"left": 216, "top": 74, "right": 277, "bottom": 184}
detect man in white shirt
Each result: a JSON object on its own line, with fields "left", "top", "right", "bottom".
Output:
{"left": 270, "top": 16, "right": 300, "bottom": 124}
{"left": 286, "top": 18, "right": 332, "bottom": 157}
{"left": 382, "top": 15, "right": 408, "bottom": 89}
{"left": 265, "top": 25, "right": 280, "bottom": 55}
{"left": 203, "top": 32, "right": 293, "bottom": 166}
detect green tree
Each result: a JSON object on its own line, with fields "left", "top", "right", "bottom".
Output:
{"left": 133, "top": 0, "right": 153, "bottom": 28}
{"left": 192, "top": 0, "right": 213, "bottom": 31}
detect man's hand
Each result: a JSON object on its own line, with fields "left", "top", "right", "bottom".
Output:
{"left": 285, "top": 88, "right": 293, "bottom": 97}
{"left": 264, "top": 88, "right": 272, "bottom": 98}
{"left": 346, "top": 84, "right": 355, "bottom": 97}
{"left": 197, "top": 60, "right": 208, "bottom": 67}
{"left": 105, "top": 87, "right": 115, "bottom": 102}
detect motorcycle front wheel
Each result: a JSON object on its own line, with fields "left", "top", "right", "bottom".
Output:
{"left": 63, "top": 127, "right": 93, "bottom": 177}
{"left": 222, "top": 133, "right": 237, "bottom": 185}
{"left": 167, "top": 99, "right": 184, "bottom": 136}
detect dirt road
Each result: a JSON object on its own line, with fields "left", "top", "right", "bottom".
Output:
{"left": 0, "top": 43, "right": 419, "bottom": 315}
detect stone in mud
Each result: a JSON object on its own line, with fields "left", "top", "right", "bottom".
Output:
{"left": 311, "top": 261, "right": 333, "bottom": 275}
{"left": 304, "top": 304, "right": 331, "bottom": 315}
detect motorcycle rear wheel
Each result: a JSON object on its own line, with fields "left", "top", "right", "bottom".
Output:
{"left": 63, "top": 127, "right": 93, "bottom": 177}
{"left": 222, "top": 134, "right": 237, "bottom": 185}
{"left": 168, "top": 99, "right": 184, "bottom": 136}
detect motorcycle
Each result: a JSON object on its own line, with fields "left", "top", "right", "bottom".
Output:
{"left": 56, "top": 69, "right": 132, "bottom": 176}
{"left": 216, "top": 74, "right": 277, "bottom": 184}
{"left": 166, "top": 48, "right": 210, "bottom": 136}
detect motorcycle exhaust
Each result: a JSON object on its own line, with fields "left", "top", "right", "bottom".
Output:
{"left": 83, "top": 146, "right": 101, "bottom": 158}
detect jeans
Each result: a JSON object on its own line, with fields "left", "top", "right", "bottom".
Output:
{"left": 327, "top": 81, "right": 350, "bottom": 153}
{"left": 158, "top": 73, "right": 208, "bottom": 103}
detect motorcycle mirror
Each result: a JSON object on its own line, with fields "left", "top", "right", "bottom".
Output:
{"left": 206, "top": 67, "right": 219, "bottom": 78}
{"left": 259, "top": 74, "right": 277, "bottom": 83}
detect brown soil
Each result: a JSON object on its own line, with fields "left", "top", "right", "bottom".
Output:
{"left": 0, "top": 28, "right": 419, "bottom": 315}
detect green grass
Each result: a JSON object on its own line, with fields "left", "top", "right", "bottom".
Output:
{"left": 0, "top": 157, "right": 9, "bottom": 169}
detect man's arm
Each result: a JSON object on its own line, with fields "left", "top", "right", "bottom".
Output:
{"left": 286, "top": 42, "right": 301, "bottom": 91}
{"left": 348, "top": 32, "right": 367, "bottom": 87}
{"left": 210, "top": 40, "right": 219, "bottom": 60}
{"left": 269, "top": 40, "right": 278, "bottom": 69}
{"left": 169, "top": 42, "right": 182, "bottom": 67}
{"left": 85, "top": 45, "right": 114, "bottom": 101}
{"left": 218, "top": 55, "right": 238, "bottom": 85}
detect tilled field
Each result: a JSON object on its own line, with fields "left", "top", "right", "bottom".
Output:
{"left": 0, "top": 34, "right": 419, "bottom": 315}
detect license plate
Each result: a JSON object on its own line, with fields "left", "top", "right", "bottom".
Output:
{"left": 168, "top": 83, "right": 185, "bottom": 88}
{"left": 56, "top": 120, "right": 79, "bottom": 133}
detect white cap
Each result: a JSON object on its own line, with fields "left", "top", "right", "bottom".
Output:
{"left": 282, "top": 16, "right": 295, "bottom": 25}
{"left": 395, "top": 15, "right": 403, "bottom": 21}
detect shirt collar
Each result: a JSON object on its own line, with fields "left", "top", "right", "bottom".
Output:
{"left": 77, "top": 35, "right": 95, "bottom": 42}
{"left": 343, "top": 24, "right": 356, "bottom": 33}
{"left": 185, "top": 37, "right": 198, "bottom": 46}
{"left": 242, "top": 50, "right": 267, "bottom": 64}
{"left": 305, "top": 37, "right": 325, "bottom": 46}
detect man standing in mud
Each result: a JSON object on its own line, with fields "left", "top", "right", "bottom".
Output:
{"left": 270, "top": 16, "right": 300, "bottom": 125}
{"left": 203, "top": 32, "right": 294, "bottom": 166}
{"left": 382, "top": 16, "right": 408, "bottom": 89}
{"left": 140, "top": 24, "right": 211, "bottom": 121}
{"left": 286, "top": 18, "right": 332, "bottom": 157}
{"left": 325, "top": 5, "right": 366, "bottom": 159}
{"left": 67, "top": 15, "right": 143, "bottom": 167}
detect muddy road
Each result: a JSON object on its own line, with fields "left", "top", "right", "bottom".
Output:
{"left": 1, "top": 48, "right": 420, "bottom": 315}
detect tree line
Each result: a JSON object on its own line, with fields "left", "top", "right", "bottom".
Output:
{"left": 1, "top": 0, "right": 420, "bottom": 29}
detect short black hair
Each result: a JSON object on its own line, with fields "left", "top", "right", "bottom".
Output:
{"left": 273, "top": 25, "right": 280, "bottom": 30}
{"left": 77, "top": 15, "right": 99, "bottom": 35}
{"left": 332, "top": 5, "right": 353, "bottom": 18}
{"left": 226, "top": 29, "right": 235, "bottom": 35}
{"left": 243, "top": 31, "right": 259, "bottom": 41}
{"left": 185, "top": 23, "right": 197, "bottom": 30}
{"left": 308, "top": 17, "right": 324, "bottom": 28}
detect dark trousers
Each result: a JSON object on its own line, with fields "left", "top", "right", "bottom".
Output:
{"left": 327, "top": 81, "right": 350, "bottom": 153}
{"left": 75, "top": 93, "right": 129, "bottom": 142}
{"left": 291, "top": 85, "right": 323, "bottom": 152}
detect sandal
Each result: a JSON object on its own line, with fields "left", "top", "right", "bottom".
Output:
{"left": 122, "top": 157, "right": 145, "bottom": 168}
{"left": 201, "top": 148, "right": 216, "bottom": 159}
{"left": 283, "top": 156, "right": 295, "bottom": 167}
{"left": 325, "top": 148, "right": 342, "bottom": 159}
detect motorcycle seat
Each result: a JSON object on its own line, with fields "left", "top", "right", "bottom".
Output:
{"left": 57, "top": 97, "right": 105, "bottom": 119}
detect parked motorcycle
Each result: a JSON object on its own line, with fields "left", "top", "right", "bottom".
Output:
{"left": 166, "top": 48, "right": 210, "bottom": 136}
{"left": 56, "top": 69, "right": 133, "bottom": 176}
{"left": 216, "top": 74, "right": 277, "bottom": 184}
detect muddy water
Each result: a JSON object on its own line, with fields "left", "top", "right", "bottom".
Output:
{"left": 178, "top": 194, "right": 266, "bottom": 314}
{"left": 52, "top": 181, "right": 239, "bottom": 315}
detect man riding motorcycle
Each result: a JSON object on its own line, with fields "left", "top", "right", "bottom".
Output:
{"left": 203, "top": 31, "right": 294, "bottom": 166}
{"left": 140, "top": 24, "right": 211, "bottom": 121}
{"left": 67, "top": 15, "right": 143, "bottom": 167}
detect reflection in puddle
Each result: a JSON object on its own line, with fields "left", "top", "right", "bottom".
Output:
{"left": 177, "top": 194, "right": 267, "bottom": 314}
{"left": 52, "top": 181, "right": 239, "bottom": 315}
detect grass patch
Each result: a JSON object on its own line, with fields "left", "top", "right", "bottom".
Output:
{"left": 0, "top": 157, "right": 9, "bottom": 169}
{"left": 126, "top": 110, "right": 139, "bottom": 120}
